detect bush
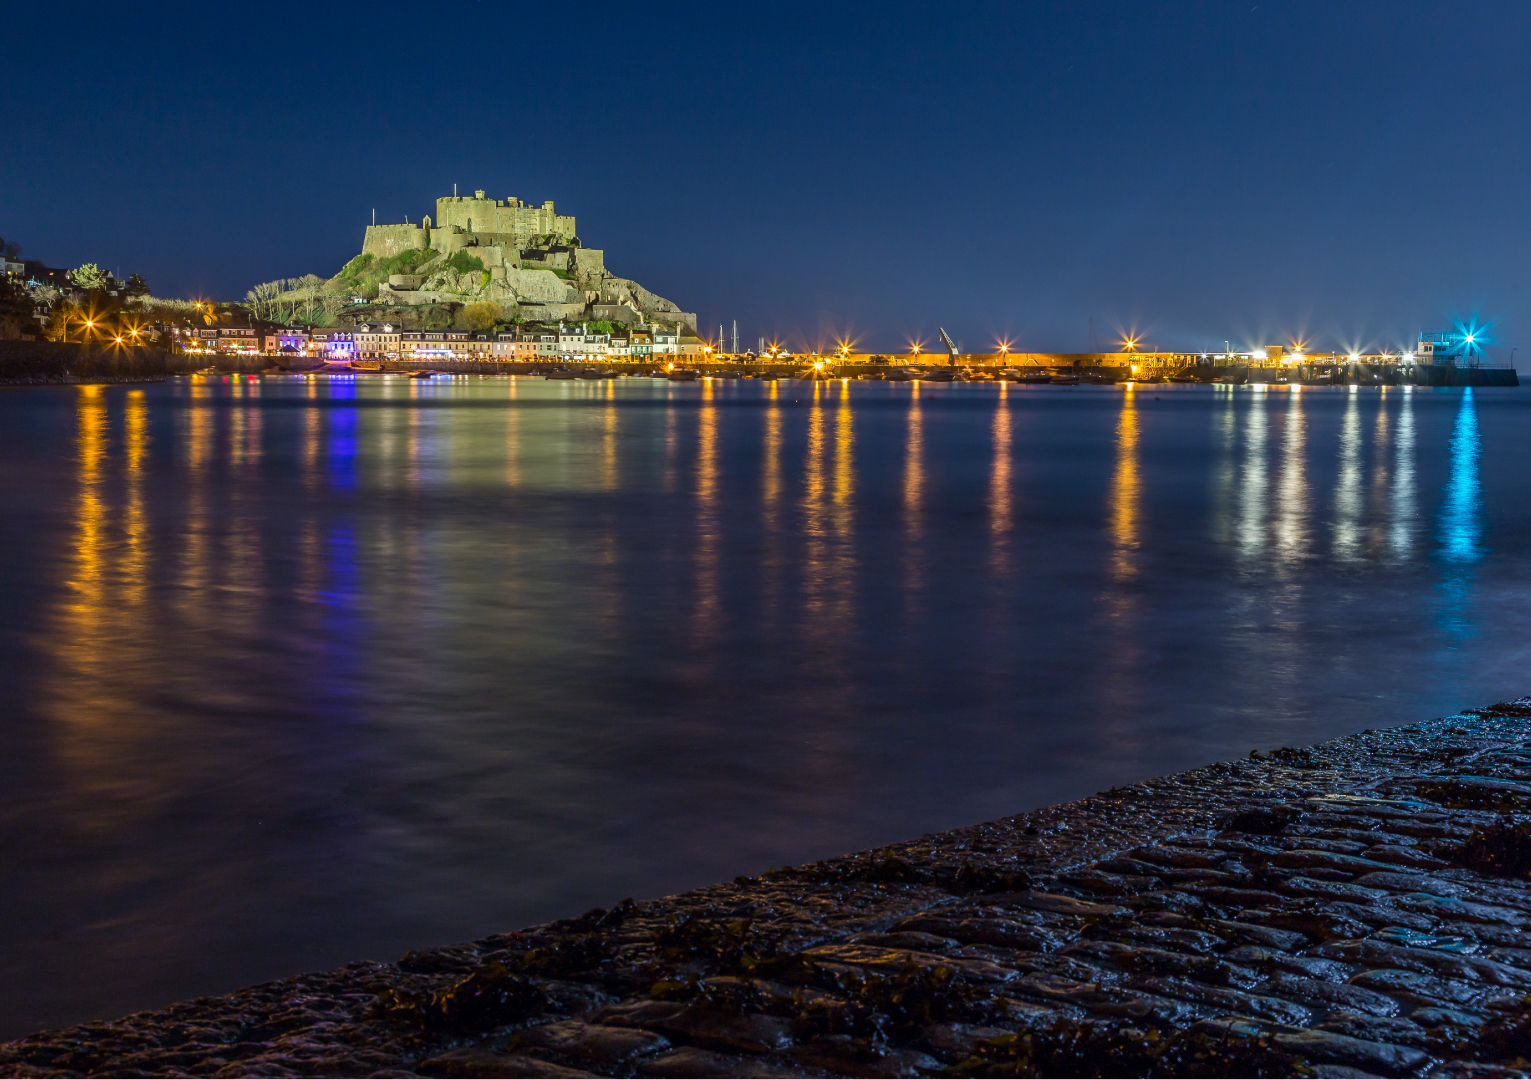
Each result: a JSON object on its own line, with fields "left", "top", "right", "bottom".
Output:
{"left": 441, "top": 251, "right": 485, "bottom": 276}
{"left": 464, "top": 302, "right": 500, "bottom": 330}
{"left": 337, "top": 254, "right": 374, "bottom": 280}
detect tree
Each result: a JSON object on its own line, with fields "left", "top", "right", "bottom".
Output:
{"left": 0, "top": 236, "right": 20, "bottom": 259}
{"left": 245, "top": 279, "right": 286, "bottom": 320}
{"left": 0, "top": 278, "right": 37, "bottom": 339}
{"left": 464, "top": 301, "right": 500, "bottom": 330}
{"left": 42, "top": 303, "right": 74, "bottom": 341}
{"left": 124, "top": 273, "right": 151, "bottom": 298}
{"left": 296, "top": 274, "right": 323, "bottom": 323}
{"left": 70, "top": 263, "right": 109, "bottom": 290}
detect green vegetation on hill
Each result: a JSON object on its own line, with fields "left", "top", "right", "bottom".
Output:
{"left": 439, "top": 251, "right": 485, "bottom": 276}
{"left": 332, "top": 249, "right": 436, "bottom": 295}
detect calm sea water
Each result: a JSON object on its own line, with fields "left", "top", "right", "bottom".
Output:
{"left": 1, "top": 375, "right": 1528, "bottom": 1036}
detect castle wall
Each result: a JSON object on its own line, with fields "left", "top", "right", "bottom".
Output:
{"left": 435, "top": 194, "right": 577, "bottom": 244}
{"left": 362, "top": 224, "right": 429, "bottom": 258}
{"left": 502, "top": 268, "right": 580, "bottom": 303}
{"left": 572, "top": 248, "right": 605, "bottom": 277}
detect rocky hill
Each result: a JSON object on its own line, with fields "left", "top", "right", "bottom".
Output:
{"left": 314, "top": 190, "right": 697, "bottom": 332}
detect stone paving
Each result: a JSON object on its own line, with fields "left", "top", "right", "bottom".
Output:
{"left": 4, "top": 703, "right": 1531, "bottom": 1078}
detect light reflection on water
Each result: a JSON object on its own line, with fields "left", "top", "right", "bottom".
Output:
{"left": 0, "top": 376, "right": 1523, "bottom": 1038}
{"left": 1436, "top": 388, "right": 1483, "bottom": 672}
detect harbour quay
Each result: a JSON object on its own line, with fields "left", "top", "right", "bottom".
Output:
{"left": 3, "top": 701, "right": 1529, "bottom": 1078}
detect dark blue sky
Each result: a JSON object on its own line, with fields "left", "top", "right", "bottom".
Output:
{"left": 6, "top": 1, "right": 1529, "bottom": 356}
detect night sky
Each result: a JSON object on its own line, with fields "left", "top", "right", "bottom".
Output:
{"left": 5, "top": 1, "right": 1529, "bottom": 356}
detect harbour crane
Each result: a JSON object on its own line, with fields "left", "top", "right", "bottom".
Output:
{"left": 938, "top": 327, "right": 959, "bottom": 366}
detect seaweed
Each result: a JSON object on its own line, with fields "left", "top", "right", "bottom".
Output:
{"left": 652, "top": 913, "right": 803, "bottom": 979}
{"left": 950, "top": 863, "right": 1040, "bottom": 895}
{"left": 1416, "top": 779, "right": 1531, "bottom": 814}
{"left": 1480, "top": 995, "right": 1531, "bottom": 1061}
{"left": 1225, "top": 804, "right": 1304, "bottom": 835}
{"left": 826, "top": 958, "right": 970, "bottom": 1037}
{"left": 766, "top": 850, "right": 934, "bottom": 889}
{"left": 947, "top": 1019, "right": 1313, "bottom": 1078}
{"left": 1450, "top": 817, "right": 1531, "bottom": 880}
{"left": 376, "top": 962, "right": 543, "bottom": 1032}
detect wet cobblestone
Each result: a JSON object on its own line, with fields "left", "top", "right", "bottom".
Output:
{"left": 4, "top": 703, "right": 1531, "bottom": 1077}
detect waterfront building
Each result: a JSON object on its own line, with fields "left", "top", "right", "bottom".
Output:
{"left": 526, "top": 331, "right": 559, "bottom": 359}
{"left": 651, "top": 329, "right": 677, "bottom": 356}
{"left": 264, "top": 326, "right": 309, "bottom": 355}
{"left": 355, "top": 322, "right": 400, "bottom": 359}
{"left": 463, "top": 332, "right": 494, "bottom": 360}
{"left": 630, "top": 331, "right": 652, "bottom": 359}
{"left": 310, "top": 328, "right": 357, "bottom": 359}
{"left": 402, "top": 331, "right": 451, "bottom": 361}
{"left": 204, "top": 326, "right": 260, "bottom": 354}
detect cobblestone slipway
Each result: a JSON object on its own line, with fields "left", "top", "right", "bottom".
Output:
{"left": 5, "top": 703, "right": 1531, "bottom": 1078}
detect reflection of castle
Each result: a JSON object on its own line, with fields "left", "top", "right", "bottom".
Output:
{"left": 362, "top": 190, "right": 579, "bottom": 259}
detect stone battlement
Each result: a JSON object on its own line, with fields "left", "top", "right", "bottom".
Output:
{"left": 361, "top": 189, "right": 578, "bottom": 260}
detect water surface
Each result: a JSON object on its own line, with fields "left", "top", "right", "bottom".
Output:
{"left": 1, "top": 376, "right": 1527, "bottom": 1037}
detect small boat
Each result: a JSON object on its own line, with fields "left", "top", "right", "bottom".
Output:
{"left": 409, "top": 370, "right": 436, "bottom": 379}
{"left": 666, "top": 369, "right": 699, "bottom": 381}
{"left": 883, "top": 370, "right": 911, "bottom": 381}
{"left": 1019, "top": 372, "right": 1052, "bottom": 384}
{"left": 545, "top": 370, "right": 577, "bottom": 380}
{"left": 1168, "top": 375, "right": 1200, "bottom": 383}
{"left": 1049, "top": 375, "right": 1081, "bottom": 385}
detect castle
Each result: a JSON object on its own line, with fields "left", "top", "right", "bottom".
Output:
{"left": 361, "top": 190, "right": 579, "bottom": 260}
{"left": 348, "top": 188, "right": 694, "bottom": 331}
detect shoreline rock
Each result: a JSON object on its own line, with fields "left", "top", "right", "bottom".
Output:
{"left": 4, "top": 703, "right": 1531, "bottom": 1078}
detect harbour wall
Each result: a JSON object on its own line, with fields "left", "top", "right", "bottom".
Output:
{"left": 0, "top": 341, "right": 170, "bottom": 385}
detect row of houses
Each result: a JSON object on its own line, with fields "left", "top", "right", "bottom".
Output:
{"left": 178, "top": 321, "right": 709, "bottom": 361}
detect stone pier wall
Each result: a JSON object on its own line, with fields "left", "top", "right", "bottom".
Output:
{"left": 0, "top": 341, "right": 169, "bottom": 385}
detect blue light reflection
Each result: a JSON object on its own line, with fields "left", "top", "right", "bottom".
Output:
{"left": 1434, "top": 389, "right": 1482, "bottom": 661}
